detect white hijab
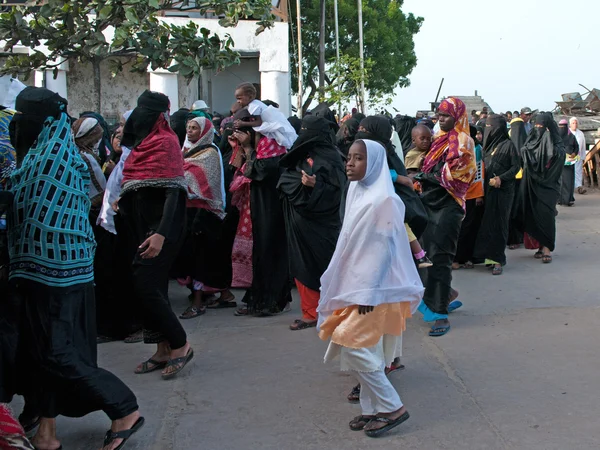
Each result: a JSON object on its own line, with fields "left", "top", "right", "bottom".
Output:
{"left": 97, "top": 110, "right": 133, "bottom": 234}
{"left": 317, "top": 139, "right": 424, "bottom": 329}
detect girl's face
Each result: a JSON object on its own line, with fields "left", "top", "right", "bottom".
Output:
{"left": 235, "top": 89, "right": 253, "bottom": 107}
{"left": 476, "top": 131, "right": 483, "bottom": 142}
{"left": 346, "top": 141, "right": 368, "bottom": 181}
{"left": 112, "top": 129, "right": 123, "bottom": 154}
{"left": 186, "top": 121, "right": 202, "bottom": 142}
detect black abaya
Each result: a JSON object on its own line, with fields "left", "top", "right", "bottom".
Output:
{"left": 418, "top": 179, "right": 463, "bottom": 315}
{"left": 15, "top": 280, "right": 138, "bottom": 420}
{"left": 244, "top": 150, "right": 291, "bottom": 313}
{"left": 278, "top": 117, "right": 346, "bottom": 291}
{"left": 507, "top": 119, "right": 527, "bottom": 246}
{"left": 558, "top": 129, "right": 578, "bottom": 205}
{"left": 518, "top": 114, "right": 566, "bottom": 251}
{"left": 474, "top": 137, "right": 521, "bottom": 265}
{"left": 454, "top": 198, "right": 484, "bottom": 264}
{"left": 559, "top": 165, "right": 575, "bottom": 205}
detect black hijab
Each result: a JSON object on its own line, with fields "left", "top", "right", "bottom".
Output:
{"left": 9, "top": 86, "right": 68, "bottom": 164}
{"left": 311, "top": 103, "right": 340, "bottom": 133}
{"left": 170, "top": 108, "right": 190, "bottom": 147}
{"left": 280, "top": 115, "right": 342, "bottom": 168}
{"left": 482, "top": 114, "right": 509, "bottom": 156}
{"left": 121, "top": 90, "right": 170, "bottom": 149}
{"left": 355, "top": 115, "right": 395, "bottom": 155}
{"left": 288, "top": 116, "right": 302, "bottom": 134}
{"left": 521, "top": 113, "right": 565, "bottom": 175}
{"left": 394, "top": 115, "right": 417, "bottom": 155}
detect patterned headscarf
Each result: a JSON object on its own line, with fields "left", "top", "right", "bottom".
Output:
{"left": 0, "top": 109, "right": 16, "bottom": 190}
{"left": 72, "top": 117, "right": 104, "bottom": 161}
{"left": 183, "top": 117, "right": 215, "bottom": 153}
{"left": 422, "top": 97, "right": 476, "bottom": 208}
{"left": 9, "top": 87, "right": 95, "bottom": 287}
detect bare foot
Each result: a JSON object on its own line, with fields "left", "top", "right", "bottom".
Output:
{"left": 100, "top": 410, "right": 141, "bottom": 450}
{"left": 363, "top": 406, "right": 407, "bottom": 432}
{"left": 31, "top": 418, "right": 61, "bottom": 450}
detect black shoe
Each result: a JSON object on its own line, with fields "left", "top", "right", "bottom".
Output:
{"left": 416, "top": 256, "right": 433, "bottom": 268}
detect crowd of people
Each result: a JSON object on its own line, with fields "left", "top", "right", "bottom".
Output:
{"left": 0, "top": 76, "right": 587, "bottom": 447}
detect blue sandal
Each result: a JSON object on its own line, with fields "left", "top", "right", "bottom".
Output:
{"left": 448, "top": 300, "right": 463, "bottom": 313}
{"left": 429, "top": 324, "right": 451, "bottom": 337}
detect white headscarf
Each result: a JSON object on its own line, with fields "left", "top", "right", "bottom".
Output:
{"left": 98, "top": 111, "right": 133, "bottom": 234}
{"left": 317, "top": 139, "right": 424, "bottom": 329}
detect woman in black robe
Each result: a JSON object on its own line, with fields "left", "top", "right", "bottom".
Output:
{"left": 473, "top": 115, "right": 521, "bottom": 275}
{"left": 229, "top": 111, "right": 292, "bottom": 316}
{"left": 507, "top": 117, "right": 528, "bottom": 248}
{"left": 517, "top": 113, "right": 565, "bottom": 263}
{"left": 336, "top": 118, "right": 359, "bottom": 156}
{"left": 558, "top": 119, "right": 579, "bottom": 206}
{"left": 118, "top": 91, "right": 194, "bottom": 379}
{"left": 278, "top": 116, "right": 346, "bottom": 330}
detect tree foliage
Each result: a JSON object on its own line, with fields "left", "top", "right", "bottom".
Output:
{"left": 0, "top": 0, "right": 275, "bottom": 80}
{"left": 290, "top": 0, "right": 422, "bottom": 112}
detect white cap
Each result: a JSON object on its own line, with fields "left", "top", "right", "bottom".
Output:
{"left": 192, "top": 100, "right": 209, "bottom": 111}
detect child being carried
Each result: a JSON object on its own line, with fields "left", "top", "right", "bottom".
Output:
{"left": 234, "top": 82, "right": 298, "bottom": 149}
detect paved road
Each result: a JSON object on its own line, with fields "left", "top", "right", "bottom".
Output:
{"left": 10, "top": 191, "right": 600, "bottom": 449}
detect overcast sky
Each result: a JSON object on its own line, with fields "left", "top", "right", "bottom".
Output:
{"left": 389, "top": 0, "right": 597, "bottom": 116}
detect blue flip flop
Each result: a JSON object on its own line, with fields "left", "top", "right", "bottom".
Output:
{"left": 448, "top": 300, "right": 463, "bottom": 313}
{"left": 429, "top": 324, "right": 451, "bottom": 337}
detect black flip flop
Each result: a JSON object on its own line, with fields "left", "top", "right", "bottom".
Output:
{"left": 134, "top": 358, "right": 168, "bottom": 374}
{"left": 102, "top": 416, "right": 145, "bottom": 450}
{"left": 364, "top": 410, "right": 410, "bottom": 438}
{"left": 162, "top": 348, "right": 194, "bottom": 380}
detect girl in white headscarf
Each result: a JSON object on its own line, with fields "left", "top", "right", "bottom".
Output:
{"left": 569, "top": 117, "right": 587, "bottom": 194}
{"left": 317, "top": 139, "right": 423, "bottom": 438}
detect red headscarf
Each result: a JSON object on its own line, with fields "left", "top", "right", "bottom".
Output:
{"left": 422, "top": 97, "right": 476, "bottom": 208}
{"left": 121, "top": 114, "right": 186, "bottom": 194}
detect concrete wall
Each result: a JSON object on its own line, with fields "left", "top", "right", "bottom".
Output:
{"left": 67, "top": 58, "right": 148, "bottom": 122}
{"left": 202, "top": 58, "right": 260, "bottom": 115}
{"left": 10, "top": 18, "right": 290, "bottom": 119}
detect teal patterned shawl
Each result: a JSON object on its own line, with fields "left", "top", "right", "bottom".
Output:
{"left": 8, "top": 112, "right": 95, "bottom": 287}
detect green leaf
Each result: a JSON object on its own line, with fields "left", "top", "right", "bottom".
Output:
{"left": 125, "top": 8, "right": 139, "bottom": 25}
{"left": 98, "top": 6, "right": 112, "bottom": 20}
{"left": 148, "top": 0, "right": 160, "bottom": 8}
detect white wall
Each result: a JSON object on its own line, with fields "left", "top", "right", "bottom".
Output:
{"left": 203, "top": 58, "right": 260, "bottom": 115}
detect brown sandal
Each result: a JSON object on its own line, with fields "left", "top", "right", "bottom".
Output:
{"left": 349, "top": 415, "right": 375, "bottom": 431}
{"left": 289, "top": 319, "right": 317, "bottom": 331}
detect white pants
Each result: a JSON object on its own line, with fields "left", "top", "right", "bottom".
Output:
{"left": 355, "top": 369, "right": 403, "bottom": 415}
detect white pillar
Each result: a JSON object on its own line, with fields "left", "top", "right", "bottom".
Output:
{"left": 260, "top": 71, "right": 292, "bottom": 117}
{"left": 34, "top": 69, "right": 68, "bottom": 100}
{"left": 149, "top": 71, "right": 179, "bottom": 112}
{"left": 45, "top": 70, "right": 68, "bottom": 99}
